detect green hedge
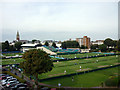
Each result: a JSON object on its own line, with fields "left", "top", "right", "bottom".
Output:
{"left": 105, "top": 76, "right": 119, "bottom": 87}
{"left": 3, "top": 71, "right": 26, "bottom": 83}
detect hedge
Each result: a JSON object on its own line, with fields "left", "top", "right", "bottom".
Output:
{"left": 105, "top": 76, "right": 119, "bottom": 87}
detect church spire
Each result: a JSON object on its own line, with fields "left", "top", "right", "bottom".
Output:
{"left": 16, "top": 31, "right": 20, "bottom": 41}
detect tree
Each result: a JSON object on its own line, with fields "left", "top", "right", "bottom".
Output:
{"left": 14, "top": 41, "right": 22, "bottom": 51}
{"left": 61, "top": 42, "right": 67, "bottom": 49}
{"left": 36, "top": 43, "right": 42, "bottom": 47}
{"left": 90, "top": 44, "right": 98, "bottom": 50}
{"left": 98, "top": 44, "right": 107, "bottom": 52}
{"left": 9, "top": 45, "right": 16, "bottom": 51}
{"left": 20, "top": 49, "right": 53, "bottom": 89}
{"left": 32, "top": 39, "right": 37, "bottom": 44}
{"left": 117, "top": 39, "right": 120, "bottom": 51}
{"left": 2, "top": 41, "right": 10, "bottom": 52}
{"left": 104, "top": 38, "right": 113, "bottom": 47}
{"left": 111, "top": 41, "right": 116, "bottom": 47}
{"left": 2, "top": 43, "right": 6, "bottom": 52}
{"left": 80, "top": 45, "right": 87, "bottom": 49}
{"left": 52, "top": 42, "right": 57, "bottom": 48}
{"left": 5, "top": 41, "right": 9, "bottom": 49}
{"left": 44, "top": 41, "right": 49, "bottom": 46}
{"left": 61, "top": 41, "right": 79, "bottom": 49}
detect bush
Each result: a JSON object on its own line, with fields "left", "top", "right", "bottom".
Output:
{"left": 3, "top": 71, "right": 26, "bottom": 83}
{"left": 105, "top": 76, "right": 118, "bottom": 87}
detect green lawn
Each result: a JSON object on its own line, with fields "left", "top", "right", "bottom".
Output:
{"left": 2, "top": 53, "right": 23, "bottom": 56}
{"left": 2, "top": 53, "right": 118, "bottom": 87}
{"left": 38, "top": 56, "right": 118, "bottom": 79}
{"left": 2, "top": 52, "right": 111, "bottom": 65}
{"left": 41, "top": 66, "right": 119, "bottom": 87}
{"left": 55, "top": 53, "right": 105, "bottom": 59}
{"left": 2, "top": 58, "right": 25, "bottom": 65}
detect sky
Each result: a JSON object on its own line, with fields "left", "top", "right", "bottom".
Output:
{"left": 0, "top": 0, "right": 119, "bottom": 42}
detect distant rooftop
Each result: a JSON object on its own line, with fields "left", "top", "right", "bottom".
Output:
{"left": 21, "top": 43, "right": 38, "bottom": 47}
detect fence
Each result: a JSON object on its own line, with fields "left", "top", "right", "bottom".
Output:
{"left": 2, "top": 51, "right": 23, "bottom": 54}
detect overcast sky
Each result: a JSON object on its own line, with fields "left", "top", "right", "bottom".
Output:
{"left": 1, "top": 0, "right": 119, "bottom": 42}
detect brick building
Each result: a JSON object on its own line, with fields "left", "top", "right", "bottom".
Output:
{"left": 76, "top": 36, "right": 90, "bottom": 49}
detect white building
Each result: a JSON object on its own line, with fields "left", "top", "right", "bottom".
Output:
{"left": 91, "top": 40, "right": 104, "bottom": 45}
{"left": 21, "top": 43, "right": 38, "bottom": 52}
{"left": 56, "top": 43, "right": 61, "bottom": 48}
{"left": 21, "top": 43, "right": 57, "bottom": 55}
{"left": 80, "top": 49, "right": 90, "bottom": 53}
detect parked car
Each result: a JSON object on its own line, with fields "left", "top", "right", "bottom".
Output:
{"left": 0, "top": 74, "right": 6, "bottom": 77}
{"left": 7, "top": 78, "right": 17, "bottom": 83}
{"left": 41, "top": 87, "right": 49, "bottom": 90}
{"left": 1, "top": 75, "right": 13, "bottom": 81}
{"left": 17, "top": 87, "right": 29, "bottom": 90}
{"left": 10, "top": 83, "right": 28, "bottom": 90}
{"left": 0, "top": 74, "right": 9, "bottom": 78}
{"left": 6, "top": 81, "right": 19, "bottom": 87}
{"left": 2, "top": 68, "right": 8, "bottom": 71}
{"left": 2, "top": 78, "right": 17, "bottom": 86}
{"left": 6, "top": 76, "right": 13, "bottom": 79}
{"left": 0, "top": 76, "right": 7, "bottom": 80}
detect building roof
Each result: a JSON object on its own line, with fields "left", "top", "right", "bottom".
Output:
{"left": 21, "top": 43, "right": 38, "bottom": 47}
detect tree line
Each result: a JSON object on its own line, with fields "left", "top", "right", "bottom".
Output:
{"left": 61, "top": 38, "right": 120, "bottom": 52}
{"left": 1, "top": 38, "right": 120, "bottom": 52}
{"left": 1, "top": 40, "right": 58, "bottom": 52}
{"left": 1, "top": 41, "right": 22, "bottom": 52}
{"left": 91, "top": 38, "right": 120, "bottom": 52}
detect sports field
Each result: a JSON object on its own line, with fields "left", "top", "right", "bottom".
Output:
{"left": 41, "top": 66, "right": 119, "bottom": 87}
{"left": 2, "top": 52, "right": 108, "bottom": 65}
{"left": 2, "top": 52, "right": 119, "bottom": 87}
{"left": 2, "top": 53, "right": 23, "bottom": 56}
{"left": 38, "top": 56, "right": 118, "bottom": 79}
{"left": 2, "top": 58, "right": 25, "bottom": 65}
{"left": 55, "top": 53, "right": 105, "bottom": 58}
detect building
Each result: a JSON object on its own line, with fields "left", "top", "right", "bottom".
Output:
{"left": 80, "top": 49, "right": 90, "bottom": 53}
{"left": 16, "top": 31, "right": 20, "bottom": 41}
{"left": 76, "top": 36, "right": 90, "bottom": 49}
{"left": 21, "top": 43, "right": 38, "bottom": 52}
{"left": 21, "top": 43, "right": 57, "bottom": 55}
{"left": 56, "top": 43, "right": 61, "bottom": 48}
{"left": 91, "top": 40, "right": 104, "bottom": 45}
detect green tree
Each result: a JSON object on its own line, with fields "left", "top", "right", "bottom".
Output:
{"left": 44, "top": 41, "right": 49, "bottom": 46}
{"left": 61, "top": 42, "right": 67, "bottom": 49}
{"left": 14, "top": 41, "right": 22, "bottom": 51}
{"left": 117, "top": 39, "right": 120, "bottom": 51}
{"left": 20, "top": 49, "right": 53, "bottom": 89}
{"left": 61, "top": 41, "right": 79, "bottom": 49}
{"left": 32, "top": 39, "right": 37, "bottom": 44}
{"left": 80, "top": 45, "right": 87, "bottom": 49}
{"left": 90, "top": 44, "right": 98, "bottom": 49}
{"left": 0, "top": 43, "right": 2, "bottom": 51}
{"left": 98, "top": 44, "right": 107, "bottom": 52}
{"left": 104, "top": 38, "right": 113, "bottom": 47}
{"left": 36, "top": 43, "right": 42, "bottom": 47}
{"left": 9, "top": 45, "right": 16, "bottom": 51}
{"left": 2, "top": 43, "right": 6, "bottom": 52}
{"left": 52, "top": 42, "right": 57, "bottom": 48}
{"left": 2, "top": 41, "right": 10, "bottom": 52}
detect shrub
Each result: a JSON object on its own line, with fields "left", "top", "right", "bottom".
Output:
{"left": 105, "top": 76, "right": 118, "bottom": 87}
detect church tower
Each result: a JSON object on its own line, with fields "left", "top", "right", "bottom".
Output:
{"left": 16, "top": 31, "right": 20, "bottom": 41}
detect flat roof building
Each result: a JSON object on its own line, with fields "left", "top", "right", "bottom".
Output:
{"left": 76, "top": 36, "right": 90, "bottom": 49}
